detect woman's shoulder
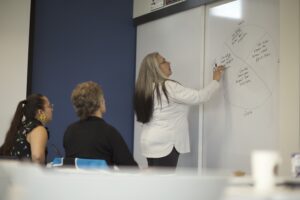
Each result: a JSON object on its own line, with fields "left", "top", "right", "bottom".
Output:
{"left": 29, "top": 125, "right": 48, "bottom": 137}
{"left": 31, "top": 125, "right": 47, "bottom": 131}
{"left": 164, "top": 79, "right": 183, "bottom": 92}
{"left": 23, "top": 119, "right": 44, "bottom": 132}
{"left": 24, "top": 119, "right": 49, "bottom": 138}
{"left": 102, "top": 121, "right": 119, "bottom": 134}
{"left": 164, "top": 79, "right": 181, "bottom": 87}
{"left": 99, "top": 120, "right": 123, "bottom": 139}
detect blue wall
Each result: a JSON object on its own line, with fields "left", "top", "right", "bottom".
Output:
{"left": 30, "top": 0, "right": 136, "bottom": 161}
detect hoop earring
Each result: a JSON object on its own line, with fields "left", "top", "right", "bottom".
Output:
{"left": 37, "top": 112, "right": 47, "bottom": 124}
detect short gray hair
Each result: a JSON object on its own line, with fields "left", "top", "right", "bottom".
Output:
{"left": 71, "top": 81, "right": 103, "bottom": 119}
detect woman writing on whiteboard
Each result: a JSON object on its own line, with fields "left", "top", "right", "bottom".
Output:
{"left": 0, "top": 94, "right": 53, "bottom": 165}
{"left": 134, "top": 52, "right": 224, "bottom": 169}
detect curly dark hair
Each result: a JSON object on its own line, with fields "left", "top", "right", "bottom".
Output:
{"left": 71, "top": 81, "right": 104, "bottom": 119}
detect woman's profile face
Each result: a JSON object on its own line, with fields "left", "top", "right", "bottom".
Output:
{"left": 42, "top": 96, "right": 53, "bottom": 123}
{"left": 157, "top": 54, "right": 172, "bottom": 77}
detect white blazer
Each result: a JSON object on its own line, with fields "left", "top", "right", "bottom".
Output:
{"left": 140, "top": 80, "right": 220, "bottom": 158}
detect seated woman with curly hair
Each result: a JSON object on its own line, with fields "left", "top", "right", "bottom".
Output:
{"left": 63, "top": 81, "right": 138, "bottom": 168}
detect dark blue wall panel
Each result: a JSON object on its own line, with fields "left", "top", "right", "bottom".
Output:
{"left": 31, "top": 0, "right": 136, "bottom": 161}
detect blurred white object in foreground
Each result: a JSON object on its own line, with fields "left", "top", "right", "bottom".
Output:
{"left": 0, "top": 160, "right": 227, "bottom": 200}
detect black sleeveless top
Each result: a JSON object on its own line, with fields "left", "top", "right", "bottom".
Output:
{"left": 10, "top": 119, "right": 49, "bottom": 162}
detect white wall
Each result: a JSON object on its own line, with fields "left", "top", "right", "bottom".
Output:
{"left": 0, "top": 0, "right": 31, "bottom": 144}
{"left": 279, "top": 0, "right": 300, "bottom": 175}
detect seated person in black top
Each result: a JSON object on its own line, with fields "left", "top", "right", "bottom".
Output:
{"left": 63, "top": 81, "right": 138, "bottom": 168}
{"left": 0, "top": 94, "right": 53, "bottom": 165}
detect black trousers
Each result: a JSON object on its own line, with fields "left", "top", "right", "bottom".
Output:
{"left": 147, "top": 147, "right": 179, "bottom": 168}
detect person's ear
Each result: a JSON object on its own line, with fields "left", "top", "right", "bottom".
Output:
{"left": 100, "top": 97, "right": 106, "bottom": 113}
{"left": 36, "top": 109, "right": 47, "bottom": 124}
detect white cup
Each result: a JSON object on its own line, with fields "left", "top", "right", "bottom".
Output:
{"left": 251, "top": 150, "right": 281, "bottom": 192}
{"left": 291, "top": 152, "right": 300, "bottom": 177}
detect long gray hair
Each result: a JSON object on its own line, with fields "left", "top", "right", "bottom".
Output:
{"left": 134, "top": 52, "right": 170, "bottom": 123}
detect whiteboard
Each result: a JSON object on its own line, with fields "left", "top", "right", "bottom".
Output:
{"left": 0, "top": 0, "right": 31, "bottom": 144}
{"left": 203, "top": 0, "right": 279, "bottom": 173}
{"left": 134, "top": 6, "right": 205, "bottom": 169}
